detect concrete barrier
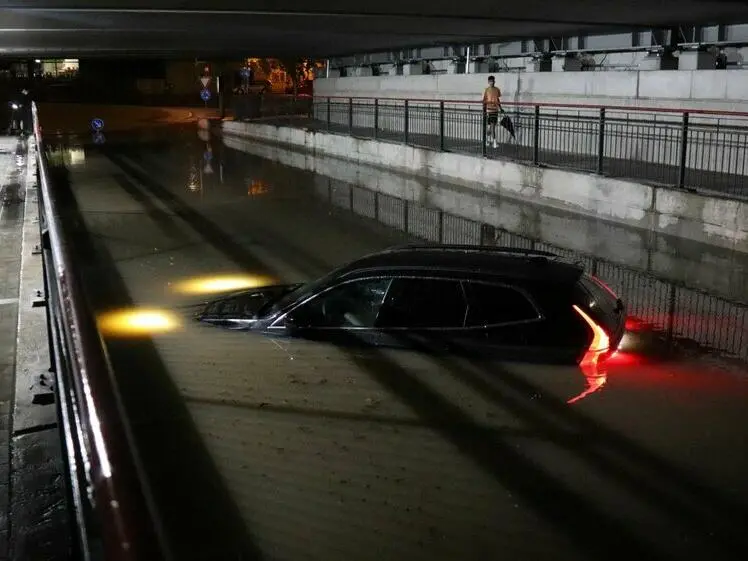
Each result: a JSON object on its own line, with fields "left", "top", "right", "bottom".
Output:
{"left": 314, "top": 71, "right": 748, "bottom": 113}
{"left": 223, "top": 120, "right": 748, "bottom": 254}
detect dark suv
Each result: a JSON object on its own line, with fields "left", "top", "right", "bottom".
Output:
{"left": 197, "top": 244, "right": 626, "bottom": 365}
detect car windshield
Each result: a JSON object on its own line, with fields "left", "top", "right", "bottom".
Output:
{"left": 257, "top": 268, "right": 341, "bottom": 318}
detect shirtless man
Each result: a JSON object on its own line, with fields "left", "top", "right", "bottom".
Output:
{"left": 482, "top": 75, "right": 502, "bottom": 148}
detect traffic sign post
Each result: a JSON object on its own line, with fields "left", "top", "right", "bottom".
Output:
{"left": 92, "top": 132, "right": 106, "bottom": 145}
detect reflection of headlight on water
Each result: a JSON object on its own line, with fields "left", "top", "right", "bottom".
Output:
{"left": 97, "top": 308, "right": 180, "bottom": 337}
{"left": 172, "top": 274, "right": 275, "bottom": 295}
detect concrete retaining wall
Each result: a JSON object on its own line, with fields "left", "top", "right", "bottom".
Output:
{"left": 312, "top": 98, "right": 748, "bottom": 176}
{"left": 223, "top": 120, "right": 748, "bottom": 254}
{"left": 314, "top": 70, "right": 748, "bottom": 113}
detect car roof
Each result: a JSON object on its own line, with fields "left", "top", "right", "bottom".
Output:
{"left": 336, "top": 244, "right": 584, "bottom": 283}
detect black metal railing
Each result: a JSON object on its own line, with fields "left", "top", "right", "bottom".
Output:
{"left": 311, "top": 96, "right": 748, "bottom": 201}
{"left": 31, "top": 102, "right": 168, "bottom": 561}
{"left": 313, "top": 176, "right": 748, "bottom": 362}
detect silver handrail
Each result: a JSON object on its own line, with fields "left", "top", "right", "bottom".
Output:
{"left": 31, "top": 102, "right": 169, "bottom": 561}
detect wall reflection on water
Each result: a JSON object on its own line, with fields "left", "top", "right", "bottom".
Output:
{"left": 221, "top": 136, "right": 748, "bottom": 363}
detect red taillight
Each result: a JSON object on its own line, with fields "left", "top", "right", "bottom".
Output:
{"left": 573, "top": 304, "right": 610, "bottom": 365}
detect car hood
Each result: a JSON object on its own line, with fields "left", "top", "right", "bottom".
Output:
{"left": 196, "top": 283, "right": 303, "bottom": 322}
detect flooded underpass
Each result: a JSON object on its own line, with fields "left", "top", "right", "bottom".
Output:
{"left": 44, "top": 125, "right": 748, "bottom": 561}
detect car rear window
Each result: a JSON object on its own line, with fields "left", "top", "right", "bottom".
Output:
{"left": 463, "top": 282, "right": 539, "bottom": 327}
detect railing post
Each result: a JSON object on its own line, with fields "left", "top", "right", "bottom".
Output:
{"left": 533, "top": 105, "right": 540, "bottom": 165}
{"left": 403, "top": 100, "right": 409, "bottom": 144}
{"left": 678, "top": 112, "right": 689, "bottom": 188}
{"left": 373, "top": 98, "right": 379, "bottom": 140}
{"left": 482, "top": 103, "right": 487, "bottom": 157}
{"left": 439, "top": 101, "right": 445, "bottom": 151}
{"left": 403, "top": 200, "right": 409, "bottom": 232}
{"left": 597, "top": 107, "right": 606, "bottom": 175}
{"left": 666, "top": 282, "right": 677, "bottom": 342}
{"left": 348, "top": 97, "right": 353, "bottom": 133}
{"left": 326, "top": 97, "right": 331, "bottom": 130}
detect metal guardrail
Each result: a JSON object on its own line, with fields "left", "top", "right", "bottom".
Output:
{"left": 312, "top": 96, "right": 748, "bottom": 201}
{"left": 31, "top": 102, "right": 168, "bottom": 561}
{"left": 314, "top": 177, "right": 748, "bottom": 361}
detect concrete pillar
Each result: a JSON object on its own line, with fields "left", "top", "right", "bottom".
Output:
{"left": 552, "top": 55, "right": 582, "bottom": 72}
{"left": 678, "top": 50, "right": 717, "bottom": 70}
{"left": 447, "top": 61, "right": 465, "bottom": 74}
{"left": 638, "top": 52, "right": 679, "bottom": 70}
{"left": 526, "top": 58, "right": 552, "bottom": 72}
{"left": 468, "top": 61, "right": 489, "bottom": 74}
{"left": 402, "top": 63, "right": 423, "bottom": 76}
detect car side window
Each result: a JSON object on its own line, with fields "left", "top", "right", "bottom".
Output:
{"left": 288, "top": 277, "right": 392, "bottom": 328}
{"left": 376, "top": 278, "right": 467, "bottom": 329}
{"left": 463, "top": 282, "right": 539, "bottom": 327}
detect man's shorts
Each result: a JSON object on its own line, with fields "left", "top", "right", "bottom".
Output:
{"left": 487, "top": 111, "right": 499, "bottom": 125}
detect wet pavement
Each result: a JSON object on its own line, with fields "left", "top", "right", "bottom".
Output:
{"left": 45, "top": 126, "right": 748, "bottom": 561}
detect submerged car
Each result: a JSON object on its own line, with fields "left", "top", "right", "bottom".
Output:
{"left": 196, "top": 244, "right": 626, "bottom": 365}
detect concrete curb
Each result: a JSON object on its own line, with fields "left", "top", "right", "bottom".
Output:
{"left": 9, "top": 137, "right": 69, "bottom": 561}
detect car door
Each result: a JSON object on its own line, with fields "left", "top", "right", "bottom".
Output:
{"left": 374, "top": 276, "right": 468, "bottom": 352}
{"left": 456, "top": 280, "right": 544, "bottom": 359}
{"left": 271, "top": 276, "right": 394, "bottom": 348}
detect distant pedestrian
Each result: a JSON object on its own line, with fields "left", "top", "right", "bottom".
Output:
{"left": 482, "top": 75, "right": 502, "bottom": 148}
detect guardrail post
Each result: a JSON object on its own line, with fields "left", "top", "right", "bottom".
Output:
{"left": 326, "top": 98, "right": 331, "bottom": 130}
{"left": 666, "top": 282, "right": 677, "bottom": 342}
{"left": 678, "top": 112, "right": 689, "bottom": 188}
{"left": 533, "top": 105, "right": 540, "bottom": 165}
{"left": 348, "top": 97, "right": 353, "bottom": 133}
{"left": 439, "top": 101, "right": 445, "bottom": 151}
{"left": 597, "top": 107, "right": 606, "bottom": 174}
{"left": 403, "top": 100, "right": 409, "bottom": 144}
{"left": 373, "top": 99, "right": 379, "bottom": 140}
{"left": 482, "top": 103, "right": 487, "bottom": 157}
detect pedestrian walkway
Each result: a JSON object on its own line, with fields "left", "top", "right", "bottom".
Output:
{"left": 0, "top": 135, "right": 24, "bottom": 558}
{"left": 256, "top": 115, "right": 746, "bottom": 201}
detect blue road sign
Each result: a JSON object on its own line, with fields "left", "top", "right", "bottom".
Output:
{"left": 204, "top": 150, "right": 213, "bottom": 162}
{"left": 240, "top": 68, "right": 251, "bottom": 79}
{"left": 92, "top": 132, "right": 106, "bottom": 145}
{"left": 91, "top": 118, "right": 105, "bottom": 131}
{"left": 200, "top": 88, "right": 212, "bottom": 102}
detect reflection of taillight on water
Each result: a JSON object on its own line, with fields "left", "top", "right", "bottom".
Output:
{"left": 573, "top": 304, "right": 610, "bottom": 366}
{"left": 568, "top": 305, "right": 612, "bottom": 404}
